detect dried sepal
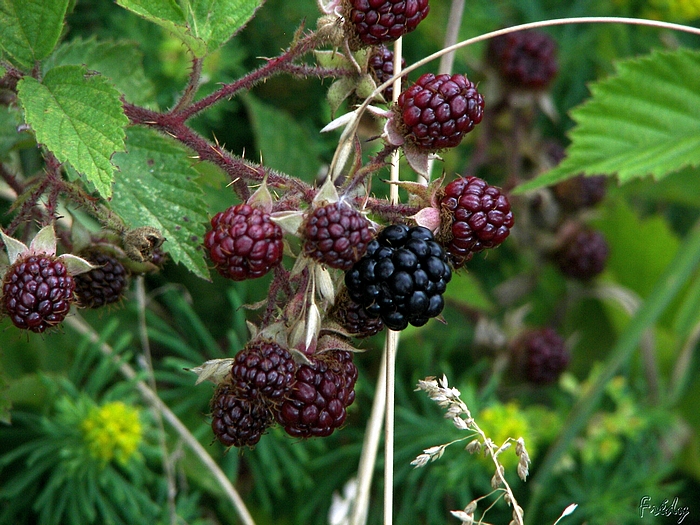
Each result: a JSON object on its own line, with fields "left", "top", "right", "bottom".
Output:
{"left": 271, "top": 210, "right": 306, "bottom": 236}
{"left": 28, "top": 224, "right": 57, "bottom": 255}
{"left": 314, "top": 263, "right": 336, "bottom": 305}
{"left": 313, "top": 175, "right": 340, "bottom": 205}
{"left": 1, "top": 229, "right": 28, "bottom": 265}
{"left": 189, "top": 358, "right": 236, "bottom": 385}
{"left": 247, "top": 177, "right": 274, "bottom": 213}
{"left": 59, "top": 253, "right": 96, "bottom": 276}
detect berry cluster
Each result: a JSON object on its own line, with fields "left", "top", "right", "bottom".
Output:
{"left": 210, "top": 339, "right": 358, "bottom": 447}
{"left": 345, "top": 225, "right": 452, "bottom": 331}
{"left": 204, "top": 204, "right": 284, "bottom": 281}
{"left": 488, "top": 30, "right": 558, "bottom": 90}
{"left": 395, "top": 73, "right": 484, "bottom": 151}
{"left": 344, "top": 0, "right": 430, "bottom": 50}
{"left": 1, "top": 255, "right": 75, "bottom": 333}
{"left": 303, "top": 202, "right": 374, "bottom": 270}
{"left": 554, "top": 226, "right": 609, "bottom": 281}
{"left": 74, "top": 249, "right": 129, "bottom": 309}
{"left": 512, "top": 327, "right": 569, "bottom": 384}
{"left": 368, "top": 45, "right": 405, "bottom": 101}
{"left": 439, "top": 176, "right": 514, "bottom": 268}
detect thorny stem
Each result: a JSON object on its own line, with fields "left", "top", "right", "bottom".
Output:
{"left": 135, "top": 276, "right": 179, "bottom": 524}
{"left": 65, "top": 314, "right": 257, "bottom": 525}
{"left": 174, "top": 31, "right": 324, "bottom": 122}
{"left": 170, "top": 57, "right": 204, "bottom": 114}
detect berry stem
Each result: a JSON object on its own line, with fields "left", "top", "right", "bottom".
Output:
{"left": 170, "top": 56, "right": 204, "bottom": 115}
{"left": 173, "top": 30, "right": 324, "bottom": 122}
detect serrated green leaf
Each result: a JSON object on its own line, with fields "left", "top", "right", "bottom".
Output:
{"left": 116, "top": 0, "right": 261, "bottom": 58}
{"left": 514, "top": 48, "right": 700, "bottom": 194}
{"left": 44, "top": 37, "right": 155, "bottom": 106}
{"left": 244, "top": 95, "right": 322, "bottom": 181}
{"left": 0, "top": 0, "right": 69, "bottom": 68}
{"left": 111, "top": 127, "right": 209, "bottom": 280}
{"left": 182, "top": 0, "right": 263, "bottom": 53}
{"left": 17, "top": 65, "right": 128, "bottom": 199}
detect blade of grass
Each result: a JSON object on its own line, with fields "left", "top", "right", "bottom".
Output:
{"left": 526, "top": 217, "right": 700, "bottom": 523}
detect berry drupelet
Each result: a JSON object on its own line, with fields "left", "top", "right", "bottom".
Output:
{"left": 303, "top": 202, "right": 374, "bottom": 271}
{"left": 204, "top": 204, "right": 284, "bottom": 281}
{"left": 2, "top": 255, "right": 75, "bottom": 333}
{"left": 345, "top": 224, "right": 452, "bottom": 331}
{"left": 395, "top": 73, "right": 484, "bottom": 151}
{"left": 330, "top": 286, "right": 385, "bottom": 338}
{"left": 439, "top": 176, "right": 514, "bottom": 268}
{"left": 344, "top": 0, "right": 430, "bottom": 50}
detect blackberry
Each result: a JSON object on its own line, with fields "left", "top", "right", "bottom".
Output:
{"left": 303, "top": 202, "right": 374, "bottom": 271}
{"left": 395, "top": 73, "right": 484, "bottom": 151}
{"left": 368, "top": 45, "right": 405, "bottom": 101}
{"left": 488, "top": 30, "right": 558, "bottom": 90}
{"left": 74, "top": 249, "right": 129, "bottom": 309}
{"left": 553, "top": 174, "right": 607, "bottom": 211}
{"left": 513, "top": 328, "right": 569, "bottom": 384}
{"left": 275, "top": 350, "right": 358, "bottom": 438}
{"left": 439, "top": 176, "right": 514, "bottom": 269}
{"left": 204, "top": 204, "right": 284, "bottom": 281}
{"left": 330, "top": 287, "right": 385, "bottom": 338}
{"left": 344, "top": 224, "right": 452, "bottom": 331}
{"left": 554, "top": 227, "right": 608, "bottom": 281}
{"left": 344, "top": 0, "right": 430, "bottom": 50}
{"left": 211, "top": 382, "right": 273, "bottom": 448}
{"left": 231, "top": 339, "right": 296, "bottom": 400}
{"left": 1, "top": 255, "right": 75, "bottom": 333}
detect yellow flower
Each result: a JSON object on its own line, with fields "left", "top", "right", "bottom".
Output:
{"left": 477, "top": 402, "right": 533, "bottom": 469}
{"left": 81, "top": 401, "right": 143, "bottom": 465}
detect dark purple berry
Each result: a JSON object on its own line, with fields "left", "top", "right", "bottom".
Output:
{"left": 488, "top": 30, "right": 558, "bottom": 90}
{"left": 513, "top": 327, "right": 569, "bottom": 384}
{"left": 303, "top": 202, "right": 374, "bottom": 270}
{"left": 344, "top": 0, "right": 430, "bottom": 50}
{"left": 330, "top": 287, "right": 385, "bottom": 338}
{"left": 1, "top": 255, "right": 75, "bottom": 333}
{"left": 204, "top": 204, "right": 284, "bottom": 281}
{"left": 553, "top": 175, "right": 607, "bottom": 211}
{"left": 275, "top": 351, "right": 358, "bottom": 438}
{"left": 395, "top": 73, "right": 484, "bottom": 151}
{"left": 74, "top": 249, "right": 129, "bottom": 309}
{"left": 368, "top": 45, "right": 406, "bottom": 100}
{"left": 439, "top": 176, "right": 514, "bottom": 268}
{"left": 211, "top": 382, "right": 273, "bottom": 448}
{"left": 554, "top": 226, "right": 608, "bottom": 281}
{"left": 231, "top": 339, "right": 296, "bottom": 400}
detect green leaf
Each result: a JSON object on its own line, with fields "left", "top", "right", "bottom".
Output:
{"left": 0, "top": 0, "right": 69, "bottom": 68}
{"left": 116, "top": 0, "right": 261, "bottom": 58}
{"left": 514, "top": 48, "right": 700, "bottom": 194}
{"left": 244, "top": 95, "right": 323, "bottom": 181}
{"left": 44, "top": 37, "right": 155, "bottom": 106}
{"left": 111, "top": 127, "right": 210, "bottom": 280}
{"left": 17, "top": 65, "right": 128, "bottom": 199}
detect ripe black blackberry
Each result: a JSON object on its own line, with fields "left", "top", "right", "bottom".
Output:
{"left": 74, "top": 249, "right": 129, "bottom": 309}
{"left": 344, "top": 224, "right": 452, "bottom": 331}
{"left": 275, "top": 350, "right": 358, "bottom": 438}
{"left": 513, "top": 327, "right": 569, "bottom": 385}
{"left": 231, "top": 339, "right": 296, "bottom": 400}
{"left": 488, "top": 30, "right": 558, "bottom": 90}
{"left": 439, "top": 176, "right": 514, "bottom": 269}
{"left": 211, "top": 382, "right": 274, "bottom": 448}
{"left": 554, "top": 226, "right": 609, "bottom": 281}
{"left": 303, "top": 202, "right": 374, "bottom": 271}
{"left": 329, "top": 287, "right": 385, "bottom": 338}
{"left": 344, "top": 0, "right": 430, "bottom": 50}
{"left": 2, "top": 255, "right": 75, "bottom": 333}
{"left": 395, "top": 73, "right": 484, "bottom": 151}
{"left": 204, "top": 204, "right": 284, "bottom": 281}
{"left": 368, "top": 45, "right": 405, "bottom": 101}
